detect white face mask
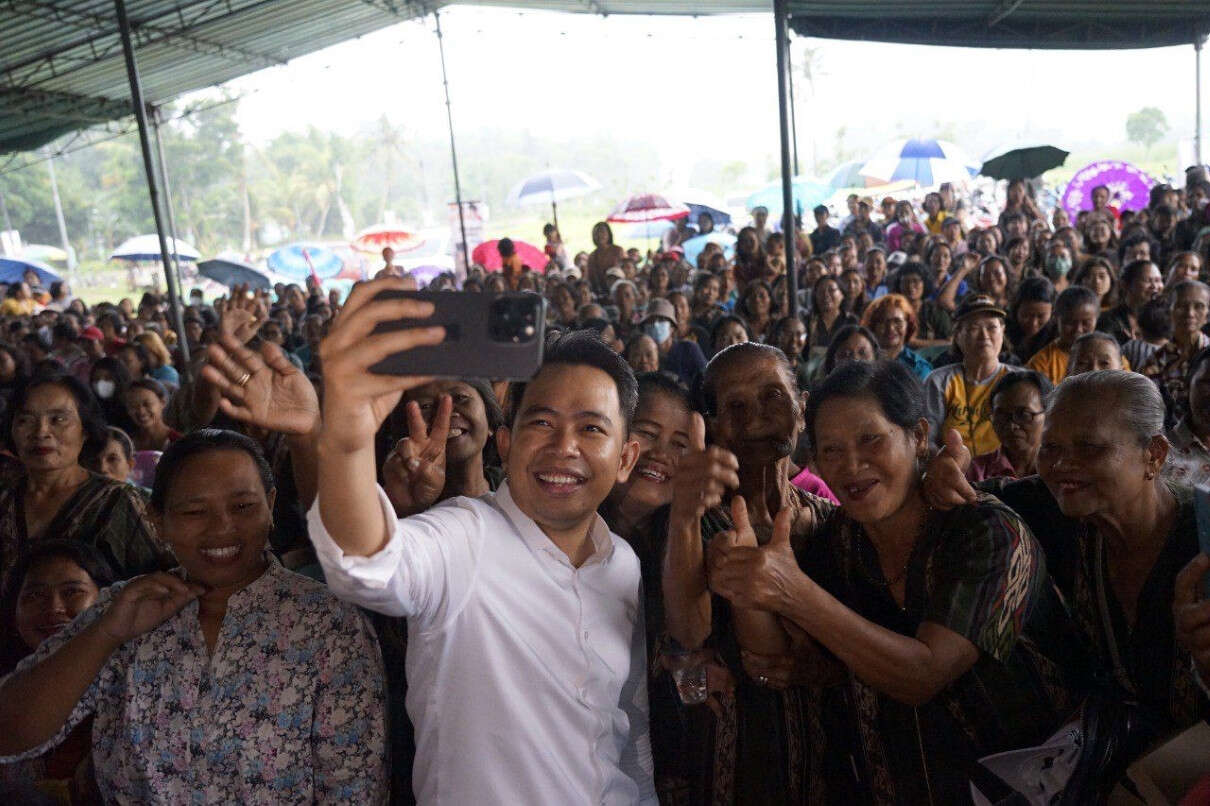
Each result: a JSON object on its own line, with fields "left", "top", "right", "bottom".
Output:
{"left": 93, "top": 379, "right": 116, "bottom": 400}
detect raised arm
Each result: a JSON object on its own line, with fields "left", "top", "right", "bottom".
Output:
{"left": 936, "top": 262, "right": 973, "bottom": 312}
{"left": 0, "top": 573, "right": 203, "bottom": 755}
{"left": 200, "top": 333, "right": 322, "bottom": 506}
{"left": 315, "top": 278, "right": 445, "bottom": 556}
{"left": 662, "top": 413, "right": 738, "bottom": 650}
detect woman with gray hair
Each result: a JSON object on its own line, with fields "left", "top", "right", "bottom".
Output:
{"left": 926, "top": 369, "right": 1210, "bottom": 740}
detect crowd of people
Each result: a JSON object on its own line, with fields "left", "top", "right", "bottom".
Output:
{"left": 0, "top": 168, "right": 1209, "bottom": 804}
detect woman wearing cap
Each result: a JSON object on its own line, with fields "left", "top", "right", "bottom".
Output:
{"left": 639, "top": 298, "right": 708, "bottom": 389}
{"left": 923, "top": 294, "right": 1017, "bottom": 454}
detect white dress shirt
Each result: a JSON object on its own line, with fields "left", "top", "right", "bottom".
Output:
{"left": 307, "top": 481, "right": 657, "bottom": 805}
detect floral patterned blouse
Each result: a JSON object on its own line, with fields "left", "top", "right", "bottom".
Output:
{"left": 0, "top": 556, "right": 388, "bottom": 804}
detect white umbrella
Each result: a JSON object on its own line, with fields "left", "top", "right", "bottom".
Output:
{"left": 110, "top": 234, "right": 200, "bottom": 262}
{"left": 859, "top": 138, "right": 978, "bottom": 187}
{"left": 506, "top": 169, "right": 602, "bottom": 232}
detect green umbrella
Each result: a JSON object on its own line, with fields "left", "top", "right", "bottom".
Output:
{"left": 979, "top": 145, "right": 1069, "bottom": 181}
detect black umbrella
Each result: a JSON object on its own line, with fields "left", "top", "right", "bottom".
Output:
{"left": 979, "top": 145, "right": 1069, "bottom": 181}
{"left": 197, "top": 258, "right": 273, "bottom": 290}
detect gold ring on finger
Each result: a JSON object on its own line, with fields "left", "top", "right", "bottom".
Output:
{"left": 236, "top": 371, "right": 252, "bottom": 387}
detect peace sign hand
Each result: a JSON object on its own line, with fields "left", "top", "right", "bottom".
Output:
{"left": 383, "top": 394, "right": 452, "bottom": 517}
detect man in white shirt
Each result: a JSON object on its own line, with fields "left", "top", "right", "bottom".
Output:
{"left": 308, "top": 276, "right": 656, "bottom": 805}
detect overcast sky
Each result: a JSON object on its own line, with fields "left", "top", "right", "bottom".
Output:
{"left": 212, "top": 7, "right": 1205, "bottom": 179}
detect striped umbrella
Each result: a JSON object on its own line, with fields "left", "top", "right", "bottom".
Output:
{"left": 859, "top": 138, "right": 978, "bottom": 187}
{"left": 607, "top": 193, "right": 690, "bottom": 225}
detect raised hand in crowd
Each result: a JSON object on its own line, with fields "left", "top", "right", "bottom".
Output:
{"left": 708, "top": 494, "right": 798, "bottom": 613}
{"left": 382, "top": 394, "right": 452, "bottom": 517}
{"left": 217, "top": 283, "right": 268, "bottom": 345}
{"left": 200, "top": 332, "right": 320, "bottom": 437}
{"left": 1174, "top": 553, "right": 1210, "bottom": 688}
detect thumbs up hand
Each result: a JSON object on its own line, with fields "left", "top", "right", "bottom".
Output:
{"left": 707, "top": 495, "right": 806, "bottom": 614}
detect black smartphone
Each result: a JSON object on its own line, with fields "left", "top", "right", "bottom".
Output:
{"left": 369, "top": 290, "right": 546, "bottom": 380}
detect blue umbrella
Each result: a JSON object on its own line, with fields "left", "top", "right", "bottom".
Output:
{"left": 0, "top": 256, "right": 61, "bottom": 285}
{"left": 266, "top": 245, "right": 343, "bottom": 282}
{"left": 681, "top": 232, "right": 736, "bottom": 265}
{"left": 197, "top": 259, "right": 273, "bottom": 290}
{"left": 685, "top": 203, "right": 732, "bottom": 228}
{"left": 745, "top": 177, "right": 832, "bottom": 218}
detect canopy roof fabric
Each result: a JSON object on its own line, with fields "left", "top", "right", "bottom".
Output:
{"left": 2, "top": 1, "right": 1208, "bottom": 155}
{"left": 787, "top": 1, "right": 1210, "bottom": 50}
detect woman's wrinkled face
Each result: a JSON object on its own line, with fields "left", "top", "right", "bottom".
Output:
{"left": 833, "top": 332, "right": 876, "bottom": 366}
{"left": 990, "top": 382, "right": 1045, "bottom": 460}
{"left": 618, "top": 390, "right": 693, "bottom": 511}
{"left": 12, "top": 384, "right": 85, "bottom": 471}
{"left": 956, "top": 313, "right": 1004, "bottom": 364}
{"left": 157, "top": 449, "right": 274, "bottom": 591}
{"left": 98, "top": 437, "right": 133, "bottom": 483}
{"left": 627, "top": 335, "right": 660, "bottom": 374}
{"left": 778, "top": 319, "right": 808, "bottom": 360}
{"left": 710, "top": 354, "right": 802, "bottom": 466}
{"left": 15, "top": 557, "right": 100, "bottom": 650}
{"left": 814, "top": 395, "right": 926, "bottom": 525}
{"left": 1037, "top": 398, "right": 1160, "bottom": 520}
{"left": 1067, "top": 340, "right": 1123, "bottom": 376}
{"left": 1016, "top": 300, "right": 1052, "bottom": 340}
{"left": 715, "top": 321, "right": 749, "bottom": 352}
{"left": 404, "top": 380, "right": 492, "bottom": 465}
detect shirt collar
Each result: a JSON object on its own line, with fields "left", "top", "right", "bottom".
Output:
{"left": 493, "top": 480, "right": 615, "bottom": 567}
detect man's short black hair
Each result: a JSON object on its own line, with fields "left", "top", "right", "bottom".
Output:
{"left": 508, "top": 330, "right": 638, "bottom": 430}
{"left": 812, "top": 204, "right": 828, "bottom": 217}
{"left": 150, "top": 429, "right": 274, "bottom": 513}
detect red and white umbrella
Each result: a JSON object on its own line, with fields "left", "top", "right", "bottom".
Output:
{"left": 351, "top": 224, "right": 424, "bottom": 254}
{"left": 607, "top": 193, "right": 690, "bottom": 224}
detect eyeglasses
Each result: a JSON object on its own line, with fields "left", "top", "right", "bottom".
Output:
{"left": 991, "top": 407, "right": 1045, "bottom": 427}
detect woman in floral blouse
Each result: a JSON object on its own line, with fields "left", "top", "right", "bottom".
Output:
{"left": 0, "top": 429, "right": 387, "bottom": 804}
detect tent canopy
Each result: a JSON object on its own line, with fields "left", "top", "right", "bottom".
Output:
{"left": 2, "top": 1, "right": 1208, "bottom": 155}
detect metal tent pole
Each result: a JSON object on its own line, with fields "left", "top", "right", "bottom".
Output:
{"left": 434, "top": 10, "right": 469, "bottom": 273}
{"left": 787, "top": 34, "right": 800, "bottom": 177}
{"left": 1197, "top": 35, "right": 1206, "bottom": 167}
{"left": 774, "top": 0, "right": 798, "bottom": 315}
{"left": 44, "top": 150, "right": 76, "bottom": 271}
{"left": 113, "top": 0, "right": 190, "bottom": 370}
{"left": 151, "top": 105, "right": 185, "bottom": 302}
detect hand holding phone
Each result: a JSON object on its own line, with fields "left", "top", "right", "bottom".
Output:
{"left": 318, "top": 277, "right": 446, "bottom": 455}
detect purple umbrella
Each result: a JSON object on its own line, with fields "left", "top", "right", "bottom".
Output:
{"left": 1061, "top": 161, "right": 1156, "bottom": 222}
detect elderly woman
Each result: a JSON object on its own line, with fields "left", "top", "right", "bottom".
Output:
{"left": 0, "top": 429, "right": 388, "bottom": 802}
{"left": 1066, "top": 331, "right": 1125, "bottom": 376}
{"left": 860, "top": 293, "right": 933, "bottom": 379}
{"left": 968, "top": 370, "right": 1052, "bottom": 481}
{"left": 923, "top": 294, "right": 1017, "bottom": 455}
{"left": 930, "top": 371, "right": 1210, "bottom": 746}
{"left": 0, "top": 375, "right": 162, "bottom": 590}
{"left": 702, "top": 360, "right": 1074, "bottom": 803}
{"left": 0, "top": 541, "right": 113, "bottom": 802}
{"left": 662, "top": 343, "right": 837, "bottom": 803}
